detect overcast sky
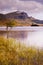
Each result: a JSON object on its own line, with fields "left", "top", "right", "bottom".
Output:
{"left": 0, "top": 0, "right": 43, "bottom": 20}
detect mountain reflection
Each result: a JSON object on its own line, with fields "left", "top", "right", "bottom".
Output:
{"left": 0, "top": 27, "right": 43, "bottom": 48}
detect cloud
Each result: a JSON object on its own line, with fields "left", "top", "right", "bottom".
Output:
{"left": 17, "top": 1, "right": 43, "bottom": 13}
{"left": 0, "top": 0, "right": 17, "bottom": 11}
{"left": 0, "top": 0, "right": 43, "bottom": 13}
{"left": 20, "top": 0, "right": 43, "bottom": 4}
{"left": 0, "top": 0, "right": 43, "bottom": 19}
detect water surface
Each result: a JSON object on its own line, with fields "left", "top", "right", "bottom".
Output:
{"left": 0, "top": 27, "right": 43, "bottom": 48}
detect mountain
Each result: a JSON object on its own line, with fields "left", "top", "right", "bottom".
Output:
{"left": 0, "top": 11, "right": 43, "bottom": 26}
{"left": 0, "top": 14, "right": 6, "bottom": 20}
{"left": 5, "top": 11, "right": 28, "bottom": 19}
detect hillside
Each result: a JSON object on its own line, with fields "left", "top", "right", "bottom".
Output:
{"left": 0, "top": 11, "right": 43, "bottom": 26}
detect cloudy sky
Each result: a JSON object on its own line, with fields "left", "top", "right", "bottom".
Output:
{"left": 0, "top": 0, "right": 43, "bottom": 20}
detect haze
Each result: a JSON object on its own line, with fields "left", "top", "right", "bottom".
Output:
{"left": 0, "top": 0, "right": 43, "bottom": 20}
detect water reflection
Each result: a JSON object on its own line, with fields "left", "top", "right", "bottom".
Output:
{"left": 25, "top": 30, "right": 43, "bottom": 48}
{"left": 0, "top": 27, "right": 43, "bottom": 48}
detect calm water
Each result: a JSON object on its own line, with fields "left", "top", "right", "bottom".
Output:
{"left": 0, "top": 26, "right": 43, "bottom": 48}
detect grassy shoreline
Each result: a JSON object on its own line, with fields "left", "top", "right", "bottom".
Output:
{"left": 0, "top": 37, "right": 43, "bottom": 65}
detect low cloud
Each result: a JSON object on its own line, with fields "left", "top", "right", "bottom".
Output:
{"left": 0, "top": 0, "right": 43, "bottom": 19}
{"left": 20, "top": 0, "right": 43, "bottom": 4}
{"left": 17, "top": 1, "right": 43, "bottom": 13}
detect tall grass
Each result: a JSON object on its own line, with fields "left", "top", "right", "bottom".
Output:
{"left": 0, "top": 37, "right": 43, "bottom": 65}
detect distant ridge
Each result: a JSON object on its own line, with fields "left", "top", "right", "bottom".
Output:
{"left": 0, "top": 11, "right": 43, "bottom": 26}
{"left": 5, "top": 11, "right": 28, "bottom": 19}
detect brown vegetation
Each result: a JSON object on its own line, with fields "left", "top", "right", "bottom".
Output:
{"left": 0, "top": 37, "right": 43, "bottom": 65}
